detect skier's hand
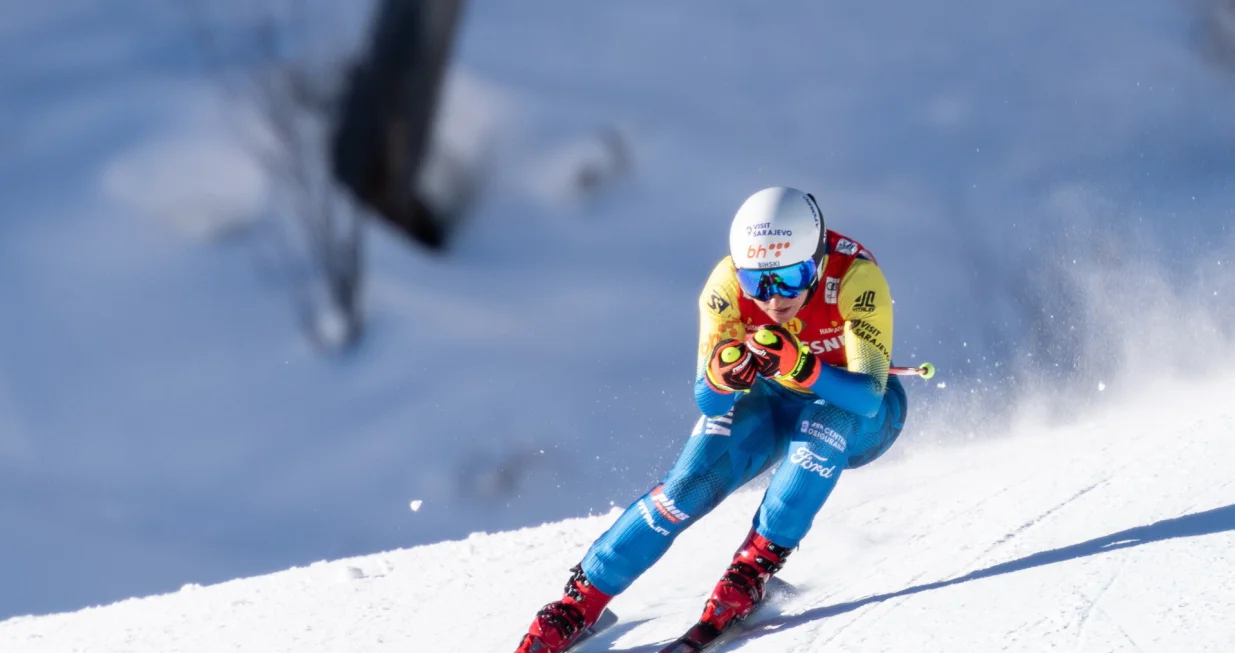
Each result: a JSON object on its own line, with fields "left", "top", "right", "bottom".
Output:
{"left": 746, "top": 325, "right": 819, "bottom": 386}
{"left": 705, "top": 339, "right": 758, "bottom": 393}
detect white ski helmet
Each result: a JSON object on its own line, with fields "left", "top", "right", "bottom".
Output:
{"left": 729, "top": 186, "right": 825, "bottom": 273}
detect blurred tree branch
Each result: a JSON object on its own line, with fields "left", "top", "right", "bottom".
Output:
{"left": 183, "top": 0, "right": 365, "bottom": 352}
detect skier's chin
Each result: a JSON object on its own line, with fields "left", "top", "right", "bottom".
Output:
{"left": 766, "top": 308, "right": 797, "bottom": 324}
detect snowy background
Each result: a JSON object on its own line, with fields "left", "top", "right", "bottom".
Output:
{"left": 2, "top": 0, "right": 1234, "bottom": 637}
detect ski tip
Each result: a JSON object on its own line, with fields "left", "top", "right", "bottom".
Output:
{"left": 657, "top": 640, "right": 703, "bottom": 653}
{"left": 766, "top": 575, "right": 801, "bottom": 600}
{"left": 656, "top": 621, "right": 722, "bottom": 653}
{"left": 592, "top": 608, "right": 620, "bottom": 631}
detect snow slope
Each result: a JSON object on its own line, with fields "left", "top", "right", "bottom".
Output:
{"left": 2, "top": 370, "right": 1232, "bottom": 652}
{"left": 3, "top": 0, "right": 1235, "bottom": 622}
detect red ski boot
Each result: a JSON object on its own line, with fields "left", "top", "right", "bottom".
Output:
{"left": 698, "top": 529, "right": 792, "bottom": 633}
{"left": 516, "top": 565, "right": 613, "bottom": 653}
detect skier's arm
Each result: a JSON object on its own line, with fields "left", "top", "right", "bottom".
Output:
{"left": 694, "top": 259, "right": 747, "bottom": 417}
{"left": 806, "top": 259, "right": 893, "bottom": 417}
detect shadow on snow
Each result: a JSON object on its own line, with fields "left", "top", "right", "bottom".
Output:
{"left": 753, "top": 503, "right": 1235, "bottom": 638}
{"left": 596, "top": 504, "right": 1235, "bottom": 652}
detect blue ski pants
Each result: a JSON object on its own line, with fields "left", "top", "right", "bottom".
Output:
{"left": 580, "top": 375, "right": 907, "bottom": 596}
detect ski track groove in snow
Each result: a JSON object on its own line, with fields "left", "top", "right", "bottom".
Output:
{"left": 1110, "top": 609, "right": 1148, "bottom": 653}
{"left": 1072, "top": 551, "right": 1128, "bottom": 652}
{"left": 976, "top": 479, "right": 1108, "bottom": 563}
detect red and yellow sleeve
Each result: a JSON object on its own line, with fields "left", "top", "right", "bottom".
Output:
{"left": 837, "top": 258, "right": 894, "bottom": 391}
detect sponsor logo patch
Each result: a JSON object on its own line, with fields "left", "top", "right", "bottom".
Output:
{"left": 800, "top": 421, "right": 847, "bottom": 451}
{"left": 638, "top": 501, "right": 671, "bottom": 536}
{"left": 805, "top": 335, "right": 846, "bottom": 354}
{"left": 651, "top": 486, "right": 690, "bottom": 523}
{"left": 790, "top": 446, "right": 837, "bottom": 479}
{"left": 835, "top": 239, "right": 859, "bottom": 256}
{"left": 746, "top": 222, "right": 794, "bottom": 238}
{"left": 803, "top": 194, "right": 822, "bottom": 228}
{"left": 849, "top": 319, "right": 890, "bottom": 361}
{"left": 824, "top": 277, "right": 840, "bottom": 304}
{"left": 852, "top": 290, "right": 877, "bottom": 313}
{"left": 745, "top": 242, "right": 792, "bottom": 260}
{"left": 699, "top": 320, "right": 744, "bottom": 357}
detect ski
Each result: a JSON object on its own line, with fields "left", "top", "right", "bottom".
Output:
{"left": 656, "top": 577, "right": 797, "bottom": 653}
{"left": 565, "top": 608, "right": 619, "bottom": 652}
{"left": 655, "top": 620, "right": 727, "bottom": 653}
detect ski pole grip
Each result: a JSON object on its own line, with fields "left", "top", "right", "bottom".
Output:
{"left": 890, "top": 362, "right": 935, "bottom": 379}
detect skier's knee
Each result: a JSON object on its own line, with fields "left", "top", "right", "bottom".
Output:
{"left": 660, "top": 456, "right": 733, "bottom": 520}
{"left": 847, "top": 383, "right": 908, "bottom": 469}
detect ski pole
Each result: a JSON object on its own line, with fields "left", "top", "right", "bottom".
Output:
{"left": 890, "top": 362, "right": 935, "bottom": 379}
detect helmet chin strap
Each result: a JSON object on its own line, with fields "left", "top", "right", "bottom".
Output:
{"left": 800, "top": 276, "right": 820, "bottom": 305}
{"left": 802, "top": 222, "right": 827, "bottom": 305}
{"left": 805, "top": 193, "right": 828, "bottom": 278}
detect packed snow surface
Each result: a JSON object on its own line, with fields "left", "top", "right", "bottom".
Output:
{"left": 3, "top": 372, "right": 1232, "bottom": 652}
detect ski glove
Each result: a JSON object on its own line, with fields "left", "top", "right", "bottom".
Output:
{"left": 746, "top": 325, "right": 820, "bottom": 386}
{"left": 705, "top": 338, "right": 758, "bottom": 393}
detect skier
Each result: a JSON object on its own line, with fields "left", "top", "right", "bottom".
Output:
{"left": 514, "top": 186, "right": 909, "bottom": 652}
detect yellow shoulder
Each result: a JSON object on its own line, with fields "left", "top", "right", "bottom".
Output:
{"left": 698, "top": 256, "right": 742, "bottom": 320}
{"left": 696, "top": 257, "right": 746, "bottom": 363}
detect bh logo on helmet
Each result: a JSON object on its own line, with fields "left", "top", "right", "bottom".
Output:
{"left": 746, "top": 241, "right": 791, "bottom": 260}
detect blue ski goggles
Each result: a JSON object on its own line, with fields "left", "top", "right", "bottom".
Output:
{"left": 735, "top": 259, "right": 818, "bottom": 301}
